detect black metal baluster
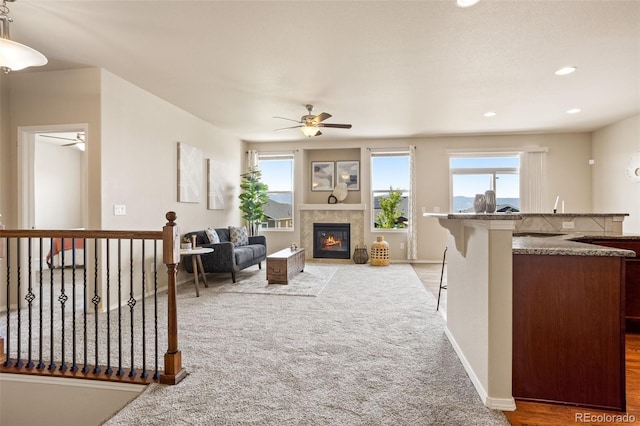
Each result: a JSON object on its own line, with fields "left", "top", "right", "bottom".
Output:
{"left": 153, "top": 241, "right": 159, "bottom": 380}
{"left": 48, "top": 238, "right": 55, "bottom": 371}
{"left": 59, "top": 238, "right": 68, "bottom": 372}
{"left": 128, "top": 239, "right": 136, "bottom": 378}
{"left": 71, "top": 238, "right": 78, "bottom": 372}
{"left": 37, "top": 238, "right": 45, "bottom": 370}
{"left": 4, "top": 238, "right": 11, "bottom": 367}
{"left": 106, "top": 239, "right": 112, "bottom": 375}
{"left": 16, "top": 238, "right": 23, "bottom": 368}
{"left": 25, "top": 238, "right": 35, "bottom": 368}
{"left": 117, "top": 239, "right": 123, "bottom": 377}
{"left": 82, "top": 238, "right": 89, "bottom": 373}
{"left": 92, "top": 238, "right": 101, "bottom": 374}
{"left": 141, "top": 241, "right": 148, "bottom": 379}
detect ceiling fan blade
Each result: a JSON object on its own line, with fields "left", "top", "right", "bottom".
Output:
{"left": 274, "top": 125, "right": 303, "bottom": 131}
{"left": 62, "top": 142, "right": 79, "bottom": 147}
{"left": 40, "top": 134, "right": 78, "bottom": 141}
{"left": 314, "top": 130, "right": 322, "bottom": 137}
{"left": 318, "top": 123, "right": 352, "bottom": 129}
{"left": 273, "top": 116, "right": 302, "bottom": 123}
{"left": 313, "top": 112, "right": 332, "bottom": 123}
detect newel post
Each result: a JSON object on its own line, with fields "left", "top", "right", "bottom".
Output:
{"left": 159, "top": 211, "right": 187, "bottom": 385}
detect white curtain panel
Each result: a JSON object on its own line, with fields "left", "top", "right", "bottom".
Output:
{"left": 246, "top": 150, "right": 259, "bottom": 171}
{"left": 519, "top": 151, "right": 547, "bottom": 212}
{"left": 407, "top": 145, "right": 418, "bottom": 260}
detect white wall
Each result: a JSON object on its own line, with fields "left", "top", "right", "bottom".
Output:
{"left": 35, "top": 141, "right": 84, "bottom": 229}
{"left": 0, "top": 73, "right": 9, "bottom": 227}
{"left": 8, "top": 68, "right": 103, "bottom": 229}
{"left": 99, "top": 70, "right": 244, "bottom": 233}
{"left": 2, "top": 68, "right": 245, "bottom": 304}
{"left": 0, "top": 375, "right": 142, "bottom": 426}
{"left": 249, "top": 132, "right": 593, "bottom": 261}
{"left": 592, "top": 114, "right": 640, "bottom": 234}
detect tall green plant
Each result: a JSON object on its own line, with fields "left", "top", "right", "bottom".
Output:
{"left": 376, "top": 186, "right": 406, "bottom": 229}
{"left": 239, "top": 167, "right": 269, "bottom": 236}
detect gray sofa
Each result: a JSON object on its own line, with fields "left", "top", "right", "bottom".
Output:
{"left": 183, "top": 228, "right": 266, "bottom": 283}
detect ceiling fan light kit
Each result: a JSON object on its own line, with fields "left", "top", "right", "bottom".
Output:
{"left": 274, "top": 104, "right": 352, "bottom": 138}
{"left": 0, "top": 0, "right": 47, "bottom": 73}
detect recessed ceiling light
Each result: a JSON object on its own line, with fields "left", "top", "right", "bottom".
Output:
{"left": 566, "top": 108, "right": 582, "bottom": 114}
{"left": 555, "top": 66, "right": 577, "bottom": 76}
{"left": 456, "top": 0, "right": 480, "bottom": 8}
{"left": 483, "top": 111, "right": 497, "bottom": 117}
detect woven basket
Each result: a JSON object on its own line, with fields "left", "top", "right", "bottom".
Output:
{"left": 370, "top": 236, "right": 390, "bottom": 266}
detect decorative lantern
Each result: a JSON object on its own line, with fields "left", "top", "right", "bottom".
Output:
{"left": 353, "top": 244, "right": 369, "bottom": 264}
{"left": 370, "top": 236, "right": 390, "bottom": 266}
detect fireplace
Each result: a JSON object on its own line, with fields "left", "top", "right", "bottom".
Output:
{"left": 313, "top": 223, "right": 350, "bottom": 259}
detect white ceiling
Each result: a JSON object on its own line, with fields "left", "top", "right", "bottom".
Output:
{"left": 10, "top": 0, "right": 640, "bottom": 143}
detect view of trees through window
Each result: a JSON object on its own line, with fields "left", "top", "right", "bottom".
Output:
{"left": 371, "top": 153, "right": 410, "bottom": 228}
{"left": 450, "top": 156, "right": 520, "bottom": 212}
{"left": 258, "top": 155, "right": 294, "bottom": 229}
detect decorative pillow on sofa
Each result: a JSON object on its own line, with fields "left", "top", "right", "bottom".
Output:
{"left": 229, "top": 226, "right": 249, "bottom": 247}
{"left": 205, "top": 228, "right": 220, "bottom": 244}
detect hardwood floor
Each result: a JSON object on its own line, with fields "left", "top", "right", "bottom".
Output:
{"left": 411, "top": 264, "right": 640, "bottom": 426}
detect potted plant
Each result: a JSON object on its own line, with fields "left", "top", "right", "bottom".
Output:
{"left": 181, "top": 236, "right": 192, "bottom": 250}
{"left": 239, "top": 166, "right": 269, "bottom": 236}
{"left": 376, "top": 186, "right": 406, "bottom": 229}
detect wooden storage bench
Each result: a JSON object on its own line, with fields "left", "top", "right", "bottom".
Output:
{"left": 266, "top": 248, "right": 305, "bottom": 284}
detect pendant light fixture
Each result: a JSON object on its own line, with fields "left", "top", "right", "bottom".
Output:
{"left": 0, "top": 0, "right": 47, "bottom": 73}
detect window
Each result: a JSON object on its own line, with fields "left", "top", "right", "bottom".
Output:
{"left": 371, "top": 151, "right": 410, "bottom": 229}
{"left": 258, "top": 153, "right": 294, "bottom": 229}
{"left": 450, "top": 155, "right": 520, "bottom": 212}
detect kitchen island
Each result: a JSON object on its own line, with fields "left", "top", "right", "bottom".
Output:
{"left": 513, "top": 235, "right": 634, "bottom": 411}
{"left": 425, "top": 212, "right": 634, "bottom": 412}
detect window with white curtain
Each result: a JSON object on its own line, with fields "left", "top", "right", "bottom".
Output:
{"left": 449, "top": 155, "right": 520, "bottom": 212}
{"left": 258, "top": 153, "right": 294, "bottom": 229}
{"left": 371, "top": 150, "right": 410, "bottom": 229}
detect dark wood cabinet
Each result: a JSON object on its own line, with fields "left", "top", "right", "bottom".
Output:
{"left": 513, "top": 254, "right": 626, "bottom": 411}
{"left": 575, "top": 238, "right": 640, "bottom": 331}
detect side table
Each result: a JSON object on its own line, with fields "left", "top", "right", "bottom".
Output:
{"left": 180, "top": 247, "right": 213, "bottom": 297}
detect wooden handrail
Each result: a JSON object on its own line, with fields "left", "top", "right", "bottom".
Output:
{"left": 0, "top": 230, "right": 163, "bottom": 239}
{"left": 0, "top": 211, "right": 186, "bottom": 385}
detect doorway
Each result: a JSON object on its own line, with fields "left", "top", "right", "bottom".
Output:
{"left": 17, "top": 124, "right": 88, "bottom": 268}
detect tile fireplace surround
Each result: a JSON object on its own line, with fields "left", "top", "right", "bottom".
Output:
{"left": 299, "top": 204, "right": 366, "bottom": 261}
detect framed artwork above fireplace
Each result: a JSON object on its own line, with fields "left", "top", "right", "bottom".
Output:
{"left": 311, "top": 161, "right": 334, "bottom": 191}
{"left": 336, "top": 160, "right": 359, "bottom": 190}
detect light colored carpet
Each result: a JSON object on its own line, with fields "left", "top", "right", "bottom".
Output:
{"left": 104, "top": 263, "right": 509, "bottom": 426}
{"left": 197, "top": 263, "right": 338, "bottom": 297}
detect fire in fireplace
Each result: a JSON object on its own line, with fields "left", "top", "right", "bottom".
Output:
{"left": 313, "top": 223, "right": 350, "bottom": 259}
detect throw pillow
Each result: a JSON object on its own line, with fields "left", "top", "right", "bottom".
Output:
{"left": 205, "top": 228, "right": 220, "bottom": 244}
{"left": 229, "top": 226, "right": 249, "bottom": 247}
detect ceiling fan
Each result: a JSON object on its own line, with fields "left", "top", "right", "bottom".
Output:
{"left": 274, "top": 104, "right": 352, "bottom": 137}
{"left": 40, "top": 132, "right": 86, "bottom": 151}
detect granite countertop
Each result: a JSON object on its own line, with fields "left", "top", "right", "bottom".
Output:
{"left": 423, "top": 212, "right": 628, "bottom": 220}
{"left": 516, "top": 213, "right": 629, "bottom": 217}
{"left": 513, "top": 234, "right": 637, "bottom": 257}
{"left": 424, "top": 212, "right": 523, "bottom": 220}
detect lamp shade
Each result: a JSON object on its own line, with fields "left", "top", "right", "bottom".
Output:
{"left": 0, "top": 37, "right": 48, "bottom": 71}
{"left": 301, "top": 125, "right": 318, "bottom": 137}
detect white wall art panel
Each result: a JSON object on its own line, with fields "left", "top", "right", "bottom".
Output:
{"left": 178, "top": 142, "right": 203, "bottom": 203}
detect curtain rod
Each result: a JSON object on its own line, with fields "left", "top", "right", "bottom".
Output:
{"left": 367, "top": 147, "right": 414, "bottom": 154}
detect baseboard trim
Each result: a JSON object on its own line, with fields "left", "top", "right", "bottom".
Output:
{"left": 444, "top": 327, "right": 516, "bottom": 411}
